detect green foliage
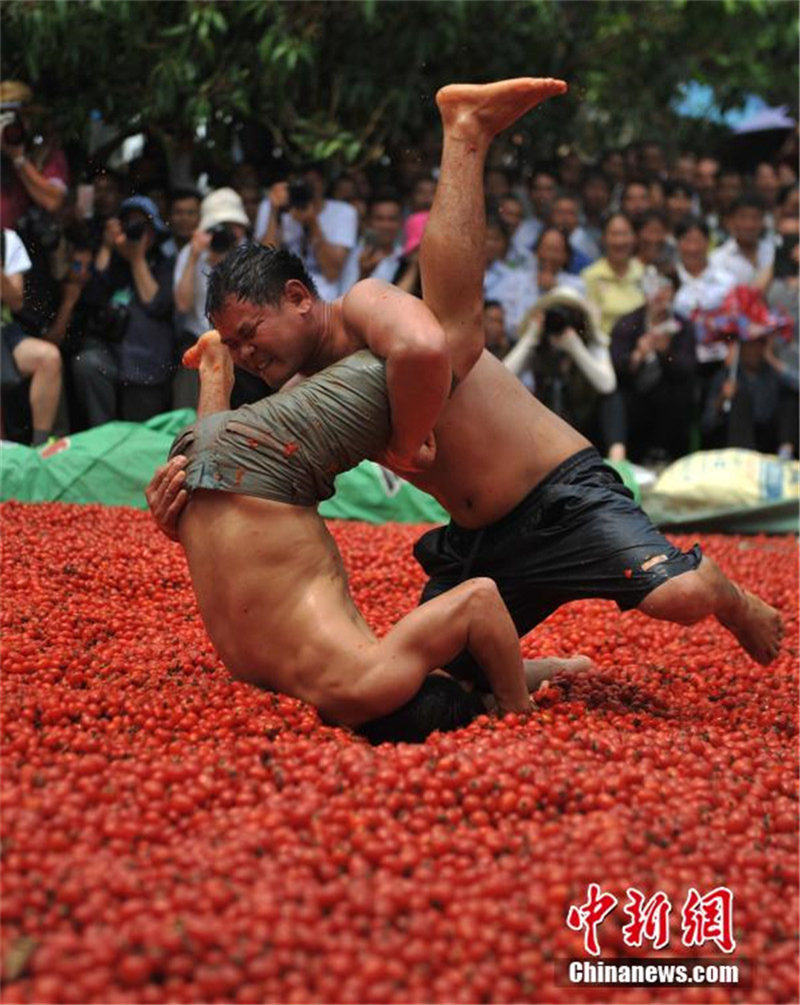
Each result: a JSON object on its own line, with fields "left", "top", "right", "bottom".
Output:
{"left": 1, "top": 0, "right": 796, "bottom": 171}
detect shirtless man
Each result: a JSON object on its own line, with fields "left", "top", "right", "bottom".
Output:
{"left": 151, "top": 78, "right": 782, "bottom": 693}
{"left": 154, "top": 79, "right": 586, "bottom": 742}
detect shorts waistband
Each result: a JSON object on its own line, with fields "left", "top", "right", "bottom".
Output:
{"left": 450, "top": 446, "right": 603, "bottom": 539}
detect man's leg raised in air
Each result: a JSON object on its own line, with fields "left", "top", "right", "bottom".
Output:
{"left": 419, "top": 78, "right": 567, "bottom": 373}
{"left": 420, "top": 80, "right": 782, "bottom": 668}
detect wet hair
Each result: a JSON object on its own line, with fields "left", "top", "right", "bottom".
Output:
{"left": 357, "top": 674, "right": 486, "bottom": 745}
{"left": 205, "top": 241, "right": 318, "bottom": 319}
{"left": 674, "top": 215, "right": 709, "bottom": 241}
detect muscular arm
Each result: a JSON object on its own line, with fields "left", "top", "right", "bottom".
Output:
{"left": 342, "top": 278, "right": 451, "bottom": 464}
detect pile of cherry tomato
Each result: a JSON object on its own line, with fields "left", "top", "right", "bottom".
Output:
{"left": 1, "top": 501, "right": 797, "bottom": 1003}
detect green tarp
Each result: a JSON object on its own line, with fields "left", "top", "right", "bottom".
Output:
{"left": 0, "top": 411, "right": 448, "bottom": 523}
{"left": 2, "top": 412, "right": 795, "bottom": 534}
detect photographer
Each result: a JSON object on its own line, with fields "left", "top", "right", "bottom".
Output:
{"left": 72, "top": 195, "right": 175, "bottom": 426}
{"left": 255, "top": 166, "right": 358, "bottom": 300}
{"left": 173, "top": 188, "right": 250, "bottom": 408}
{"left": 610, "top": 268, "right": 696, "bottom": 464}
{"left": 504, "top": 287, "right": 618, "bottom": 451}
{"left": 0, "top": 81, "right": 68, "bottom": 231}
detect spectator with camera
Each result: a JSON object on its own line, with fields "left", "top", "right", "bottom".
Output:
{"left": 610, "top": 269, "right": 697, "bottom": 464}
{"left": 172, "top": 188, "right": 250, "bottom": 408}
{"left": 1, "top": 227, "right": 62, "bottom": 444}
{"left": 340, "top": 191, "right": 404, "bottom": 292}
{"left": 256, "top": 166, "right": 358, "bottom": 301}
{"left": 504, "top": 286, "right": 617, "bottom": 451}
{"left": 72, "top": 195, "right": 176, "bottom": 426}
{"left": 0, "top": 81, "right": 68, "bottom": 231}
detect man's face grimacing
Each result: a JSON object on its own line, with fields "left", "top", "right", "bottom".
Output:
{"left": 212, "top": 282, "right": 317, "bottom": 388}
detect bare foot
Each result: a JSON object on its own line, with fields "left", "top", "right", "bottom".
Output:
{"left": 184, "top": 330, "right": 235, "bottom": 417}
{"left": 436, "top": 77, "right": 567, "bottom": 143}
{"left": 524, "top": 655, "right": 594, "bottom": 692}
{"left": 719, "top": 590, "right": 784, "bottom": 665}
{"left": 182, "top": 329, "right": 231, "bottom": 372}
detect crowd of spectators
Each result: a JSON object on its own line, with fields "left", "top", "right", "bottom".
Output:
{"left": 2, "top": 78, "right": 797, "bottom": 468}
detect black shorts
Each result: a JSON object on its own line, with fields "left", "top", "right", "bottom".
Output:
{"left": 415, "top": 447, "right": 702, "bottom": 690}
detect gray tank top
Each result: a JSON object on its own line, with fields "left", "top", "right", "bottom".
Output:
{"left": 169, "top": 350, "right": 390, "bottom": 507}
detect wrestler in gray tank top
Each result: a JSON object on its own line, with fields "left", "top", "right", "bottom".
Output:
{"left": 169, "top": 350, "right": 390, "bottom": 507}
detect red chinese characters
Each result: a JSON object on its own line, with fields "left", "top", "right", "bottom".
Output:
{"left": 566, "top": 885, "right": 737, "bottom": 955}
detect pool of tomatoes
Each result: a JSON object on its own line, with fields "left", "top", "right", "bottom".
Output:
{"left": 0, "top": 501, "right": 797, "bottom": 1005}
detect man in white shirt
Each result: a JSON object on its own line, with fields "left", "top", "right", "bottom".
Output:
{"left": 340, "top": 192, "right": 404, "bottom": 293}
{"left": 1, "top": 228, "right": 62, "bottom": 445}
{"left": 709, "top": 196, "right": 774, "bottom": 286}
{"left": 256, "top": 167, "right": 358, "bottom": 301}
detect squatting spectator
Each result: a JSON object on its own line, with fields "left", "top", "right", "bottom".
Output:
{"left": 256, "top": 166, "right": 358, "bottom": 300}
{"left": 72, "top": 195, "right": 175, "bottom": 425}
{"left": 2, "top": 226, "right": 62, "bottom": 444}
